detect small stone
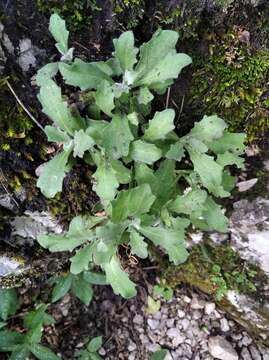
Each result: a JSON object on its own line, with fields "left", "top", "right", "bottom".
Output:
{"left": 146, "top": 343, "right": 160, "bottom": 352}
{"left": 241, "top": 335, "right": 252, "bottom": 347}
{"left": 129, "top": 353, "right": 136, "bottom": 360}
{"left": 249, "top": 345, "right": 262, "bottom": 360}
{"left": 164, "top": 352, "right": 173, "bottom": 360}
{"left": 208, "top": 336, "right": 238, "bottom": 360}
{"left": 99, "top": 348, "right": 106, "bottom": 356}
{"left": 241, "top": 347, "right": 252, "bottom": 360}
{"left": 192, "top": 310, "right": 202, "bottom": 320}
{"left": 127, "top": 342, "right": 137, "bottom": 352}
{"left": 153, "top": 311, "right": 162, "bottom": 320}
{"left": 133, "top": 314, "right": 144, "bottom": 325}
{"left": 190, "top": 295, "right": 205, "bottom": 309}
{"left": 237, "top": 178, "right": 258, "bottom": 192}
{"left": 177, "top": 310, "right": 185, "bottom": 318}
{"left": 147, "top": 319, "right": 159, "bottom": 330}
{"left": 166, "top": 318, "right": 175, "bottom": 328}
{"left": 183, "top": 295, "right": 191, "bottom": 303}
{"left": 220, "top": 318, "right": 230, "bottom": 332}
{"left": 181, "top": 318, "right": 190, "bottom": 331}
{"left": 167, "top": 328, "right": 181, "bottom": 338}
{"left": 204, "top": 303, "right": 216, "bottom": 315}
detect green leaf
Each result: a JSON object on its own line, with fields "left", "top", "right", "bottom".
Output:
{"left": 138, "top": 225, "right": 188, "bottom": 265}
{"left": 210, "top": 132, "right": 246, "bottom": 154}
{"left": 202, "top": 197, "right": 228, "bottom": 233}
{"left": 70, "top": 244, "right": 94, "bottom": 275}
{"left": 0, "top": 288, "right": 18, "bottom": 321}
{"left": 189, "top": 115, "right": 227, "bottom": 143}
{"left": 133, "top": 30, "right": 192, "bottom": 88}
{"left": 188, "top": 149, "right": 229, "bottom": 198}
{"left": 83, "top": 272, "right": 107, "bottom": 285}
{"left": 143, "top": 109, "right": 175, "bottom": 141}
{"left": 145, "top": 296, "right": 160, "bottom": 314}
{"left": 0, "top": 322, "right": 6, "bottom": 329}
{"left": 30, "top": 344, "right": 60, "bottom": 360}
{"left": 25, "top": 323, "right": 43, "bottom": 344}
{"left": 102, "top": 115, "right": 134, "bottom": 159}
{"left": 95, "top": 80, "right": 115, "bottom": 116}
{"left": 130, "top": 140, "right": 162, "bottom": 164}
{"left": 111, "top": 160, "right": 131, "bottom": 184}
{"left": 103, "top": 255, "right": 137, "bottom": 298}
{"left": 0, "top": 331, "right": 25, "bottom": 349}
{"left": 150, "top": 349, "right": 168, "bottom": 360}
{"left": 216, "top": 152, "right": 244, "bottom": 168}
{"left": 93, "top": 159, "right": 119, "bottom": 201}
{"left": 87, "top": 336, "right": 102, "bottom": 353}
{"left": 23, "top": 304, "right": 54, "bottom": 330}
{"left": 112, "top": 184, "right": 156, "bottom": 223}
{"left": 169, "top": 189, "right": 207, "bottom": 215}
{"left": 59, "top": 59, "right": 112, "bottom": 90}
{"left": 51, "top": 275, "right": 73, "bottom": 303}
{"left": 71, "top": 275, "right": 93, "bottom": 305}
{"left": 36, "top": 63, "right": 59, "bottom": 86}
{"left": 9, "top": 345, "right": 30, "bottom": 360}
{"left": 37, "top": 148, "right": 72, "bottom": 198}
{"left": 44, "top": 126, "right": 70, "bottom": 143}
{"left": 166, "top": 142, "right": 185, "bottom": 161}
{"left": 129, "top": 230, "right": 148, "bottom": 259}
{"left": 38, "top": 79, "right": 83, "bottom": 135}
{"left": 113, "top": 31, "right": 138, "bottom": 71}
{"left": 73, "top": 130, "right": 95, "bottom": 158}
{"left": 49, "top": 13, "right": 69, "bottom": 55}
{"left": 137, "top": 87, "right": 154, "bottom": 105}
{"left": 38, "top": 215, "right": 95, "bottom": 252}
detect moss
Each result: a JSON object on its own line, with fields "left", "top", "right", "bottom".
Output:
{"left": 113, "top": 0, "right": 145, "bottom": 29}
{"left": 36, "top": 0, "right": 101, "bottom": 32}
{"left": 189, "top": 28, "right": 269, "bottom": 142}
{"left": 164, "top": 241, "right": 266, "bottom": 301}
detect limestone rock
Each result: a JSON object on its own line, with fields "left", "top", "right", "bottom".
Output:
{"left": 208, "top": 336, "right": 238, "bottom": 360}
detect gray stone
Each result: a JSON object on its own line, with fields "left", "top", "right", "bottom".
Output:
{"left": 208, "top": 336, "right": 238, "bottom": 360}
{"left": 249, "top": 345, "right": 261, "bottom": 360}
{"left": 127, "top": 342, "right": 137, "bottom": 352}
{"left": 241, "top": 335, "right": 252, "bottom": 347}
{"left": 177, "top": 310, "right": 185, "bottom": 318}
{"left": 167, "top": 328, "right": 181, "bottom": 338}
{"left": 237, "top": 178, "right": 258, "bottom": 192}
{"left": 220, "top": 318, "right": 230, "bottom": 332}
{"left": 241, "top": 347, "right": 252, "bottom": 360}
{"left": 147, "top": 319, "right": 159, "bottom": 330}
{"left": 133, "top": 314, "right": 144, "bottom": 325}
{"left": 181, "top": 319, "right": 190, "bottom": 331}
{"left": 204, "top": 303, "right": 216, "bottom": 315}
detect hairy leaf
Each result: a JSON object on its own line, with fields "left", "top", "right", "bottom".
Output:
{"left": 150, "top": 349, "right": 168, "bottom": 360}
{"left": 143, "top": 109, "right": 175, "bottom": 141}
{"left": 36, "top": 63, "right": 58, "bottom": 86}
{"left": 111, "top": 160, "right": 131, "bottom": 184}
{"left": 130, "top": 140, "right": 162, "bottom": 164}
{"left": 70, "top": 244, "right": 94, "bottom": 275}
{"left": 169, "top": 189, "right": 207, "bottom": 215}
{"left": 188, "top": 149, "right": 229, "bottom": 198}
{"left": 112, "top": 184, "right": 156, "bottom": 223}
{"left": 37, "top": 148, "right": 72, "bottom": 198}
{"left": 189, "top": 115, "right": 227, "bottom": 143}
{"left": 113, "top": 31, "right": 138, "bottom": 71}
{"left": 216, "top": 152, "right": 244, "bottom": 168}
{"left": 103, "top": 255, "right": 137, "bottom": 298}
{"left": 93, "top": 159, "right": 119, "bottom": 201}
{"left": 49, "top": 13, "right": 69, "bottom": 55}
{"left": 133, "top": 30, "right": 191, "bottom": 88}
{"left": 202, "top": 197, "right": 228, "bottom": 233}
{"left": 138, "top": 225, "right": 188, "bottom": 265}
{"left": 73, "top": 129, "right": 95, "bottom": 158}
{"left": 71, "top": 275, "right": 93, "bottom": 305}
{"left": 38, "top": 79, "right": 83, "bottom": 135}
{"left": 44, "top": 126, "right": 70, "bottom": 143}
{"left": 210, "top": 132, "right": 246, "bottom": 154}
{"left": 59, "top": 59, "right": 112, "bottom": 90}
{"left": 129, "top": 230, "right": 148, "bottom": 259}
{"left": 166, "top": 142, "right": 185, "bottom": 161}
{"left": 87, "top": 336, "right": 103, "bottom": 353}
{"left": 95, "top": 80, "right": 115, "bottom": 116}
{"left": 102, "top": 115, "right": 134, "bottom": 159}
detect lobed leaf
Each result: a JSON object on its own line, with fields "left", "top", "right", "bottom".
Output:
{"left": 143, "top": 109, "right": 175, "bottom": 142}
{"left": 49, "top": 13, "right": 69, "bottom": 55}
{"left": 113, "top": 31, "right": 138, "bottom": 72}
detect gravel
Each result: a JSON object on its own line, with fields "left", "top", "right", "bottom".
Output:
{"left": 99, "top": 289, "right": 269, "bottom": 359}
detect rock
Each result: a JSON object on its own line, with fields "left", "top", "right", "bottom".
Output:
{"left": 183, "top": 295, "right": 191, "bottom": 303}
{"left": 172, "top": 334, "right": 185, "bottom": 347}
{"left": 167, "top": 328, "right": 181, "bottom": 338}
{"left": 208, "top": 336, "right": 238, "bottom": 360}
{"left": 237, "top": 178, "right": 258, "bottom": 192}
{"left": 133, "top": 314, "right": 144, "bottom": 325}
{"left": 204, "top": 303, "right": 216, "bottom": 315}
{"left": 191, "top": 295, "right": 205, "bottom": 309}
{"left": 241, "top": 335, "right": 252, "bottom": 347}
{"left": 166, "top": 318, "right": 175, "bottom": 328}
{"left": 181, "top": 319, "right": 190, "bottom": 331}
{"left": 220, "top": 318, "right": 230, "bottom": 332}
{"left": 177, "top": 310, "right": 186, "bottom": 318}
{"left": 241, "top": 347, "right": 252, "bottom": 360}
{"left": 249, "top": 345, "right": 262, "bottom": 360}
{"left": 127, "top": 342, "right": 137, "bottom": 352}
{"left": 147, "top": 319, "right": 159, "bottom": 330}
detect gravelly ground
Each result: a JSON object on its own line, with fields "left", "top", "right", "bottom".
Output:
{"left": 52, "top": 285, "right": 269, "bottom": 360}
